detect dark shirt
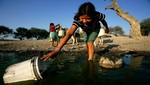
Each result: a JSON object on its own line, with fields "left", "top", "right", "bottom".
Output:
{"left": 73, "top": 12, "right": 105, "bottom": 33}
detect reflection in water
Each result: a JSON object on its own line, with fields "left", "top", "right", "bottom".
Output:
{"left": 85, "top": 60, "right": 96, "bottom": 85}
{"left": 0, "top": 52, "right": 150, "bottom": 85}
{"left": 0, "top": 52, "right": 16, "bottom": 62}
{"left": 5, "top": 80, "right": 36, "bottom": 85}
{"left": 122, "top": 54, "right": 143, "bottom": 68}
{"left": 130, "top": 56, "right": 143, "bottom": 68}
{"left": 122, "top": 54, "right": 131, "bottom": 65}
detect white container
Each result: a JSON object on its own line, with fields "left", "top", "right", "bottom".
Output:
{"left": 58, "top": 29, "right": 65, "bottom": 37}
{"left": 98, "top": 27, "right": 105, "bottom": 37}
{"left": 3, "top": 57, "right": 49, "bottom": 84}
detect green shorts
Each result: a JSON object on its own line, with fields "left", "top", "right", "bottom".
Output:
{"left": 84, "top": 29, "right": 100, "bottom": 43}
{"left": 49, "top": 32, "right": 59, "bottom": 41}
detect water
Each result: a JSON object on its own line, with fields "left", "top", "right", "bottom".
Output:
{"left": 0, "top": 51, "right": 150, "bottom": 85}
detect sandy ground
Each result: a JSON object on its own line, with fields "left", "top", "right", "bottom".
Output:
{"left": 0, "top": 36, "right": 150, "bottom": 53}
{"left": 102, "top": 36, "right": 150, "bottom": 52}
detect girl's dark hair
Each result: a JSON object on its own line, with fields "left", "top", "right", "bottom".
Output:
{"left": 74, "top": 2, "right": 96, "bottom": 19}
{"left": 50, "top": 23, "right": 54, "bottom": 26}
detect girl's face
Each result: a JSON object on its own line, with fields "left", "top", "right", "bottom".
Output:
{"left": 79, "top": 14, "right": 92, "bottom": 26}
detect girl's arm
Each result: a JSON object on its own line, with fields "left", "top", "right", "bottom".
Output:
{"left": 41, "top": 25, "right": 77, "bottom": 61}
{"left": 101, "top": 19, "right": 109, "bottom": 33}
{"left": 56, "top": 25, "right": 77, "bottom": 50}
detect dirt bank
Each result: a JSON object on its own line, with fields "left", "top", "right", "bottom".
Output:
{"left": 0, "top": 36, "right": 150, "bottom": 53}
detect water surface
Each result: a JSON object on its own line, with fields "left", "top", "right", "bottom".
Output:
{"left": 0, "top": 51, "right": 150, "bottom": 85}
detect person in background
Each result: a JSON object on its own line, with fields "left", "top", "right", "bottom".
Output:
{"left": 41, "top": 2, "right": 109, "bottom": 61}
{"left": 49, "top": 23, "right": 59, "bottom": 47}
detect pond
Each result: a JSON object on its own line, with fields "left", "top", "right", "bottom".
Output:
{"left": 0, "top": 51, "right": 150, "bottom": 85}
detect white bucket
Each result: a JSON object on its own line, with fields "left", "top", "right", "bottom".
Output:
{"left": 3, "top": 57, "right": 49, "bottom": 84}
{"left": 58, "top": 29, "right": 65, "bottom": 37}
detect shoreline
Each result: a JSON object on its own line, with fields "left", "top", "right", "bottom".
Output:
{"left": 0, "top": 36, "right": 150, "bottom": 53}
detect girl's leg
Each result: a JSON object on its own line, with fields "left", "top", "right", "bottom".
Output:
{"left": 51, "top": 41, "right": 54, "bottom": 47}
{"left": 86, "top": 29, "right": 100, "bottom": 61}
{"left": 87, "top": 42, "right": 95, "bottom": 61}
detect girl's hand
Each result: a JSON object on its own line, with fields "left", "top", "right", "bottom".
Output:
{"left": 40, "top": 50, "right": 59, "bottom": 61}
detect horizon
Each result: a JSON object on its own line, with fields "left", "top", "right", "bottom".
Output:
{"left": 0, "top": 0, "right": 150, "bottom": 35}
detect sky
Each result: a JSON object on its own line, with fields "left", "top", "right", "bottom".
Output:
{"left": 0, "top": 0, "right": 150, "bottom": 35}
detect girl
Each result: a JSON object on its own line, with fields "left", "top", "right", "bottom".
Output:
{"left": 49, "top": 23, "right": 59, "bottom": 47}
{"left": 41, "top": 2, "right": 109, "bottom": 61}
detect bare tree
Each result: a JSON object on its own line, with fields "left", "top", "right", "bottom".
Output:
{"left": 105, "top": 0, "right": 142, "bottom": 39}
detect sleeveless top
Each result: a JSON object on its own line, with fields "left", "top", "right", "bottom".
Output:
{"left": 72, "top": 12, "right": 105, "bottom": 33}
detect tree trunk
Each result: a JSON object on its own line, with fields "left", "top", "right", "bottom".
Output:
{"left": 105, "top": 0, "right": 142, "bottom": 39}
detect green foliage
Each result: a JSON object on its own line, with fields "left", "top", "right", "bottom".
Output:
{"left": 29, "top": 27, "right": 49, "bottom": 40}
{"left": 38, "top": 29, "right": 49, "bottom": 39}
{"left": 14, "top": 27, "right": 49, "bottom": 40}
{"left": 140, "top": 18, "right": 150, "bottom": 36}
{"left": 0, "top": 25, "right": 13, "bottom": 34}
{"left": 14, "top": 27, "right": 28, "bottom": 40}
{"left": 109, "top": 26, "right": 124, "bottom": 36}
